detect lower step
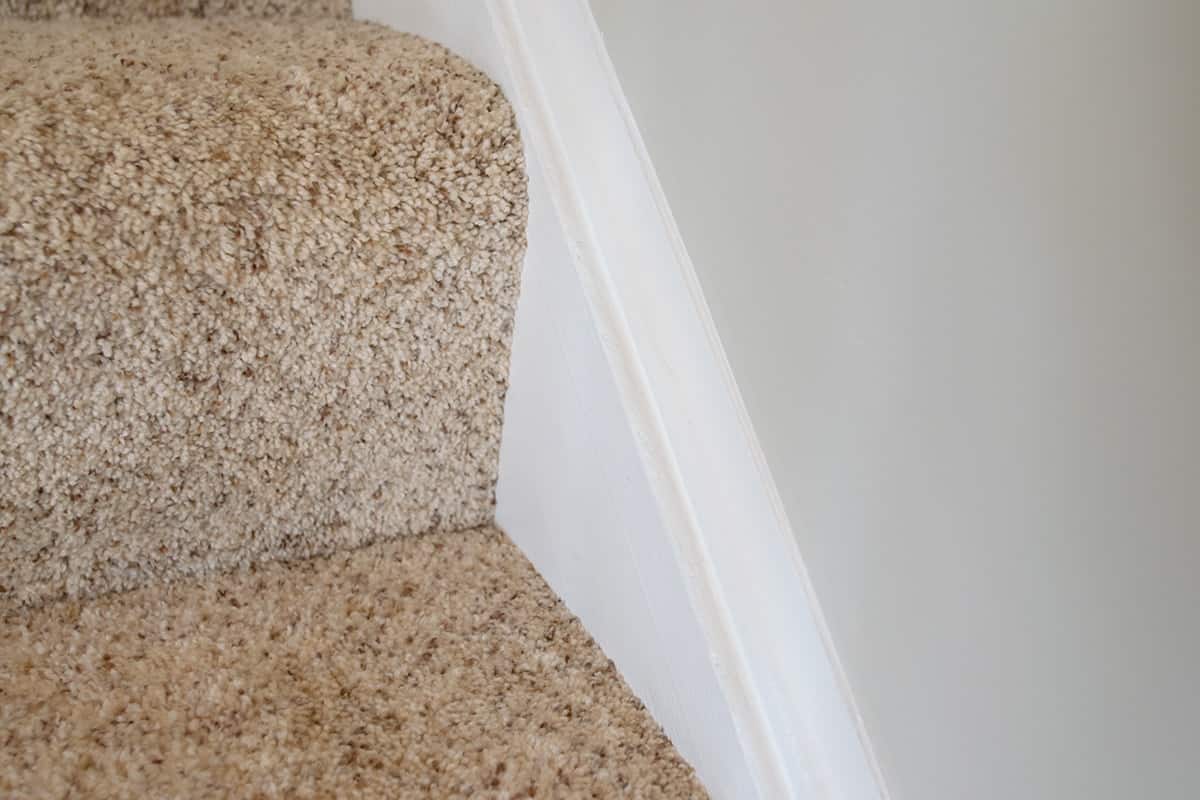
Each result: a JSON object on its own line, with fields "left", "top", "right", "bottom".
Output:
{"left": 0, "top": 526, "right": 707, "bottom": 798}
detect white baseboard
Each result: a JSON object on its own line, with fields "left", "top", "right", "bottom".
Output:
{"left": 487, "top": 2, "right": 888, "bottom": 798}
{"left": 354, "top": 1, "right": 887, "bottom": 797}
{"left": 494, "top": 143, "right": 759, "bottom": 798}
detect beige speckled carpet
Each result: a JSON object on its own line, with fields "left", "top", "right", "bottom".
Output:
{"left": 1, "top": 527, "right": 707, "bottom": 798}
{"left": 0, "top": 2, "right": 708, "bottom": 796}
{"left": 1, "top": 17, "right": 526, "bottom": 606}
{"left": 0, "top": 0, "right": 351, "bottom": 19}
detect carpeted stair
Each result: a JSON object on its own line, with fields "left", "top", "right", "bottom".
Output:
{"left": 0, "top": 3, "right": 707, "bottom": 797}
{"left": 2, "top": 527, "right": 705, "bottom": 797}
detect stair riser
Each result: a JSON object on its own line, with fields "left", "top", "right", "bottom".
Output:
{"left": 0, "top": 19, "right": 528, "bottom": 605}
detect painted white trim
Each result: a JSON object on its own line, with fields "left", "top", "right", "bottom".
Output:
{"left": 354, "top": 2, "right": 887, "bottom": 795}
{"left": 579, "top": 12, "right": 893, "bottom": 800}
{"left": 485, "top": 3, "right": 786, "bottom": 798}
{"left": 486, "top": 2, "right": 889, "bottom": 798}
{"left": 494, "top": 146, "right": 758, "bottom": 798}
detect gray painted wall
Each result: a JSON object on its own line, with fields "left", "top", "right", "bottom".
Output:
{"left": 589, "top": 1, "right": 1200, "bottom": 798}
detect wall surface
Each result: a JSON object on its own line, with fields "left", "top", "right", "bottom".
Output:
{"left": 589, "top": 1, "right": 1200, "bottom": 799}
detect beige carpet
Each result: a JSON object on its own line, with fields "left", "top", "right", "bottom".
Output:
{"left": 0, "top": 527, "right": 708, "bottom": 798}
{"left": 0, "top": 5, "right": 706, "bottom": 796}
{"left": 0, "top": 18, "right": 528, "bottom": 605}
{"left": 1, "top": 0, "right": 350, "bottom": 19}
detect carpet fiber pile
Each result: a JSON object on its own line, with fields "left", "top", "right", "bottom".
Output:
{"left": 0, "top": 1, "right": 708, "bottom": 795}
{"left": 0, "top": 0, "right": 350, "bottom": 19}
{"left": 0, "top": 527, "right": 707, "bottom": 798}
{"left": 0, "top": 18, "right": 527, "bottom": 605}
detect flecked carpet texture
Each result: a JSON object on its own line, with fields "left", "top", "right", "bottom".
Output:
{"left": 0, "top": 5, "right": 704, "bottom": 796}
{"left": 0, "top": 526, "right": 708, "bottom": 798}
{"left": 0, "top": 18, "right": 528, "bottom": 605}
{"left": 0, "top": 0, "right": 350, "bottom": 20}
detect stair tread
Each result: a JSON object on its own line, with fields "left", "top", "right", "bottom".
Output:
{"left": 0, "top": 18, "right": 528, "bottom": 605}
{"left": 2, "top": 0, "right": 350, "bottom": 20}
{"left": 0, "top": 526, "right": 707, "bottom": 798}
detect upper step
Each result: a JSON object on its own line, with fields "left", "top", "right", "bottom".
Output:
{"left": 0, "top": 18, "right": 528, "bottom": 605}
{"left": 0, "top": 0, "right": 351, "bottom": 20}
